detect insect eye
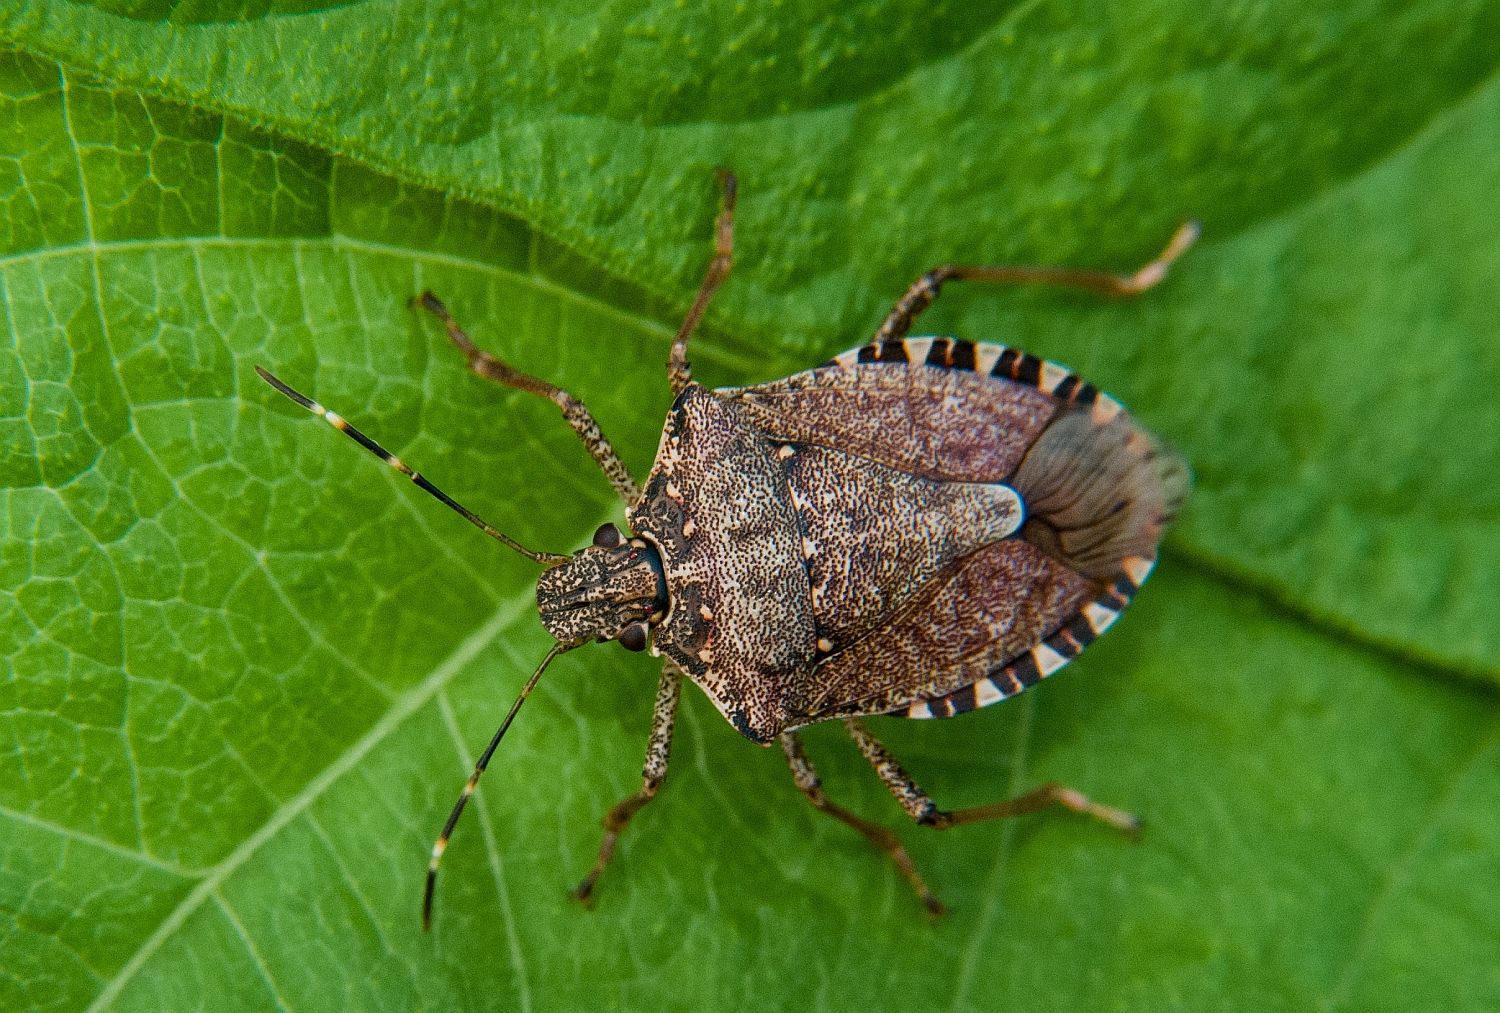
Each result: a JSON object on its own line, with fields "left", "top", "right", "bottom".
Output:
{"left": 592, "top": 523, "right": 624, "bottom": 548}
{"left": 618, "top": 623, "right": 648, "bottom": 652}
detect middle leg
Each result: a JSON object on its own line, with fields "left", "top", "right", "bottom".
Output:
{"left": 779, "top": 730, "right": 944, "bottom": 915}
{"left": 666, "top": 170, "right": 737, "bottom": 396}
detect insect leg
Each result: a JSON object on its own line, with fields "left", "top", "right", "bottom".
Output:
{"left": 843, "top": 718, "right": 1141, "bottom": 835}
{"left": 666, "top": 170, "right": 736, "bottom": 396}
{"left": 573, "top": 662, "right": 682, "bottom": 904}
{"left": 873, "top": 219, "right": 1201, "bottom": 343}
{"left": 778, "top": 731, "right": 944, "bottom": 915}
{"left": 414, "top": 292, "right": 640, "bottom": 506}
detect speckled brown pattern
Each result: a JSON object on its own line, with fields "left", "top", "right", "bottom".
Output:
{"left": 784, "top": 444, "right": 1023, "bottom": 651}
{"left": 627, "top": 346, "right": 1181, "bottom": 744}
{"left": 723, "top": 361, "right": 1058, "bottom": 483}
{"left": 630, "top": 387, "right": 816, "bottom": 741}
{"left": 810, "top": 539, "right": 1094, "bottom": 720}
{"left": 536, "top": 538, "right": 665, "bottom": 645}
{"left": 359, "top": 178, "right": 1199, "bottom": 921}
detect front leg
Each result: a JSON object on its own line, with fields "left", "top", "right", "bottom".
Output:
{"left": 414, "top": 292, "right": 640, "bottom": 506}
{"left": 573, "top": 662, "right": 683, "bottom": 904}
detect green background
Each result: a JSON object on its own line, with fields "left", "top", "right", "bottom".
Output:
{"left": 4, "top": 2, "right": 1499, "bottom": 1009}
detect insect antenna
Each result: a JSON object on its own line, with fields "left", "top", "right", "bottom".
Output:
{"left": 423, "top": 639, "right": 577, "bottom": 930}
{"left": 255, "top": 366, "right": 567, "bottom": 565}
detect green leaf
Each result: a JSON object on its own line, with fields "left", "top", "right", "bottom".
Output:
{"left": 2, "top": 6, "right": 1498, "bottom": 1010}
{"left": 7, "top": 0, "right": 1500, "bottom": 684}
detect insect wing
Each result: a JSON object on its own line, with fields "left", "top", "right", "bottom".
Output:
{"left": 721, "top": 337, "right": 1183, "bottom": 724}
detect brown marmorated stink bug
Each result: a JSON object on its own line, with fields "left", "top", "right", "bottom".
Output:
{"left": 257, "top": 172, "right": 1196, "bottom": 928}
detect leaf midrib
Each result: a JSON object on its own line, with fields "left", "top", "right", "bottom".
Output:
{"left": 81, "top": 557, "right": 579, "bottom": 1012}
{"left": 15, "top": 224, "right": 1498, "bottom": 693}
{"left": 13, "top": 48, "right": 1495, "bottom": 1006}
{"left": 1170, "top": 548, "right": 1500, "bottom": 697}
{"left": 1199, "top": 58, "right": 1500, "bottom": 252}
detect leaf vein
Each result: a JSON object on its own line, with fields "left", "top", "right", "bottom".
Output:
{"left": 1210, "top": 59, "right": 1500, "bottom": 253}
{"left": 0, "top": 805, "right": 200, "bottom": 878}
{"left": 58, "top": 61, "right": 147, "bottom": 855}
{"left": 951, "top": 692, "right": 1038, "bottom": 1010}
{"left": 212, "top": 890, "right": 292, "bottom": 1010}
{"left": 436, "top": 689, "right": 533, "bottom": 1013}
{"left": 82, "top": 567, "right": 557, "bottom": 1012}
{"left": 1320, "top": 717, "right": 1500, "bottom": 1011}
{"left": 305, "top": 810, "right": 398, "bottom": 958}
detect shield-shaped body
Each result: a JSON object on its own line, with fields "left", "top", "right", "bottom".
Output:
{"left": 261, "top": 196, "right": 1200, "bottom": 925}
{"left": 629, "top": 336, "right": 1187, "bottom": 744}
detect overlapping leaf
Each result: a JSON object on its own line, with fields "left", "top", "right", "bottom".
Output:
{"left": 7, "top": 0, "right": 1499, "bottom": 680}
{"left": 2, "top": 5, "right": 1498, "bottom": 1010}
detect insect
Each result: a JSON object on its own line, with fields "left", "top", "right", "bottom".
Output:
{"left": 257, "top": 172, "right": 1196, "bottom": 927}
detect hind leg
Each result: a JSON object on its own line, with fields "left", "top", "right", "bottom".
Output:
{"left": 843, "top": 717, "right": 1140, "bottom": 834}
{"left": 875, "top": 220, "right": 1200, "bottom": 343}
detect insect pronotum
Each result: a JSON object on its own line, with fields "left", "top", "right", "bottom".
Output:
{"left": 259, "top": 171, "right": 1197, "bottom": 927}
